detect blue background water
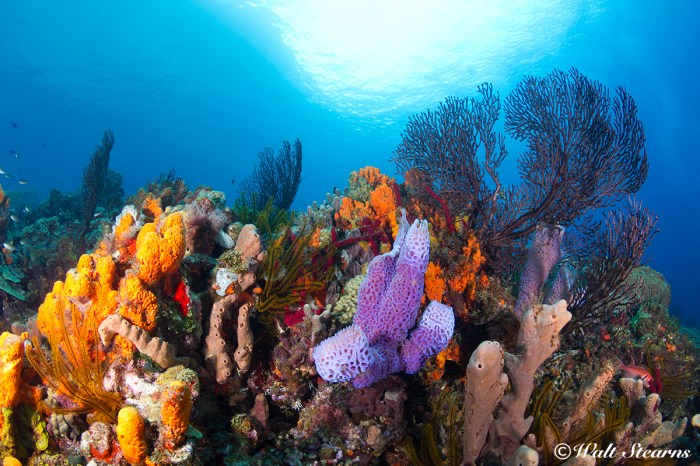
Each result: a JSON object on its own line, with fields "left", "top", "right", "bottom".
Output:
{"left": 1, "top": 1, "right": 698, "bottom": 326}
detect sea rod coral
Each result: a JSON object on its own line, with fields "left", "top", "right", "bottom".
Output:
{"left": 313, "top": 208, "right": 455, "bottom": 388}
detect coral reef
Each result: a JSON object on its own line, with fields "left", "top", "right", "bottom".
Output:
{"left": 2, "top": 69, "right": 697, "bottom": 466}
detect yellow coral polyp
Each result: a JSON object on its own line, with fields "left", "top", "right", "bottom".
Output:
{"left": 161, "top": 380, "right": 192, "bottom": 451}
{"left": 117, "top": 406, "right": 149, "bottom": 466}
{"left": 0, "top": 332, "right": 24, "bottom": 408}
{"left": 135, "top": 213, "right": 185, "bottom": 285}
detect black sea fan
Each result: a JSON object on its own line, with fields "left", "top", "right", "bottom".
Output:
{"left": 393, "top": 69, "right": 649, "bottom": 267}
{"left": 239, "top": 138, "right": 303, "bottom": 211}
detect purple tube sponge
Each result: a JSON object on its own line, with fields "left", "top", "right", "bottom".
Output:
{"left": 514, "top": 225, "right": 564, "bottom": 317}
{"left": 401, "top": 301, "right": 455, "bottom": 373}
{"left": 314, "top": 209, "right": 455, "bottom": 388}
{"left": 545, "top": 264, "right": 573, "bottom": 305}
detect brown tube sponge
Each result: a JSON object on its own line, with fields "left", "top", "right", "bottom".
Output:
{"left": 234, "top": 302, "right": 254, "bottom": 373}
{"left": 98, "top": 314, "right": 176, "bottom": 368}
{"left": 462, "top": 340, "right": 508, "bottom": 465}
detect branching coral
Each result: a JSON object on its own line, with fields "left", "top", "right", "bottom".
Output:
{"left": 566, "top": 198, "right": 658, "bottom": 340}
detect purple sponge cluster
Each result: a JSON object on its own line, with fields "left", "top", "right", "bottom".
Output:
{"left": 313, "top": 209, "right": 455, "bottom": 388}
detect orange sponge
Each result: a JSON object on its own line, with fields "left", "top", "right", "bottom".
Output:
{"left": 37, "top": 253, "right": 118, "bottom": 342}
{"left": 135, "top": 212, "right": 185, "bottom": 285}
{"left": 424, "top": 262, "right": 447, "bottom": 303}
{"left": 116, "top": 406, "right": 149, "bottom": 466}
{"left": 118, "top": 274, "right": 158, "bottom": 332}
{"left": 0, "top": 332, "right": 24, "bottom": 408}
{"left": 161, "top": 381, "right": 192, "bottom": 451}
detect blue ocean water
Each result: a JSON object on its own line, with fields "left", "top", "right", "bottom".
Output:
{"left": 1, "top": 1, "right": 698, "bottom": 326}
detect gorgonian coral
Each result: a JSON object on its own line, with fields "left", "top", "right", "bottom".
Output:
{"left": 393, "top": 68, "right": 648, "bottom": 265}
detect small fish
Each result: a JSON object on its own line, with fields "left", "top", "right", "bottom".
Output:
{"left": 8, "top": 148, "right": 17, "bottom": 156}
{"left": 41, "top": 143, "right": 46, "bottom": 149}
{"left": 23, "top": 206, "right": 31, "bottom": 213}
{"left": 2, "top": 242, "right": 15, "bottom": 251}
{"left": 619, "top": 363, "right": 653, "bottom": 389}
{"left": 93, "top": 212, "right": 102, "bottom": 218}
{"left": 18, "top": 179, "right": 28, "bottom": 185}
{"left": 3, "top": 174, "right": 11, "bottom": 179}
{"left": 9, "top": 122, "right": 18, "bottom": 129}
{"left": 0, "top": 168, "right": 5, "bottom": 176}
{"left": 19, "top": 239, "right": 28, "bottom": 246}
{"left": 10, "top": 214, "right": 19, "bottom": 222}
